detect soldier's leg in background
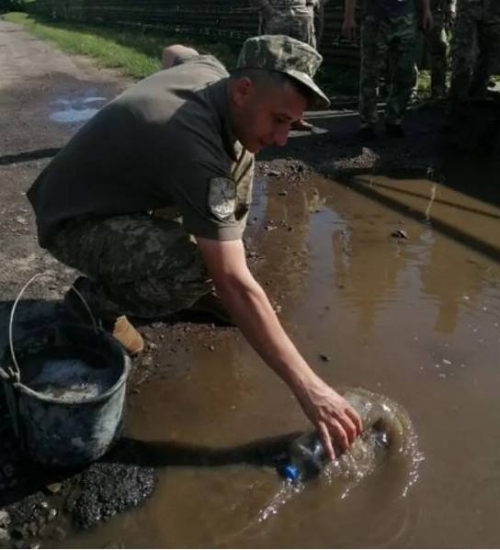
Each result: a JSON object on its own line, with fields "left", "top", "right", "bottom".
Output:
{"left": 48, "top": 214, "right": 211, "bottom": 320}
{"left": 469, "top": 21, "right": 488, "bottom": 97}
{"left": 385, "top": 14, "right": 418, "bottom": 125}
{"left": 380, "top": 55, "right": 393, "bottom": 98}
{"left": 429, "top": 11, "right": 449, "bottom": 98}
{"left": 262, "top": 10, "right": 317, "bottom": 47}
{"left": 412, "top": 26, "right": 425, "bottom": 101}
{"left": 412, "top": 62, "right": 420, "bottom": 101}
{"left": 287, "top": 10, "right": 317, "bottom": 48}
{"left": 262, "top": 12, "right": 295, "bottom": 36}
{"left": 449, "top": 7, "right": 478, "bottom": 104}
{"left": 359, "top": 15, "right": 389, "bottom": 128}
{"left": 384, "top": 54, "right": 417, "bottom": 104}
{"left": 470, "top": 21, "right": 500, "bottom": 97}
{"left": 314, "top": 3, "right": 325, "bottom": 48}
{"left": 304, "top": 10, "right": 318, "bottom": 49}
{"left": 487, "top": 22, "right": 500, "bottom": 83}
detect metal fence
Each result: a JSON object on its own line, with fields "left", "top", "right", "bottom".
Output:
{"left": 28, "top": 0, "right": 360, "bottom": 68}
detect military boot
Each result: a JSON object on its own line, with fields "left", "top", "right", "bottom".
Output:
{"left": 64, "top": 277, "right": 144, "bottom": 356}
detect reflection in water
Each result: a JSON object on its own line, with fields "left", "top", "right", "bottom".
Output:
{"left": 332, "top": 220, "right": 411, "bottom": 335}
{"left": 50, "top": 107, "right": 99, "bottom": 123}
{"left": 49, "top": 90, "right": 107, "bottom": 124}
{"left": 419, "top": 235, "right": 485, "bottom": 334}
{"left": 424, "top": 182, "right": 438, "bottom": 221}
{"left": 324, "top": 175, "right": 498, "bottom": 338}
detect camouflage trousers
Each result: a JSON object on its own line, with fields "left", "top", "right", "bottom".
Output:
{"left": 313, "top": 1, "right": 326, "bottom": 48}
{"left": 48, "top": 214, "right": 211, "bottom": 319}
{"left": 449, "top": 5, "right": 500, "bottom": 102}
{"left": 359, "top": 13, "right": 418, "bottom": 126}
{"left": 425, "top": 10, "right": 450, "bottom": 98}
{"left": 262, "top": 9, "right": 317, "bottom": 48}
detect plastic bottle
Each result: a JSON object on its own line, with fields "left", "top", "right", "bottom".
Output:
{"left": 276, "top": 432, "right": 327, "bottom": 482}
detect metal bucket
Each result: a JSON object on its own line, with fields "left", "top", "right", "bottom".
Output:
{"left": 0, "top": 276, "right": 131, "bottom": 468}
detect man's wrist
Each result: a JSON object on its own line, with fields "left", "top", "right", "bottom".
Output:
{"left": 288, "top": 364, "right": 320, "bottom": 399}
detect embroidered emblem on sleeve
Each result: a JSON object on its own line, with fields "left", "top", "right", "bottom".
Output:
{"left": 208, "top": 177, "right": 237, "bottom": 220}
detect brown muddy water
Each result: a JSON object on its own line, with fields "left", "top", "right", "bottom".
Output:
{"left": 57, "top": 168, "right": 500, "bottom": 548}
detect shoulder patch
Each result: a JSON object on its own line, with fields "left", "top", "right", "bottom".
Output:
{"left": 208, "top": 177, "right": 237, "bottom": 220}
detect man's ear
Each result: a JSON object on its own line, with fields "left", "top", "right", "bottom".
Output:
{"left": 232, "top": 77, "right": 254, "bottom": 106}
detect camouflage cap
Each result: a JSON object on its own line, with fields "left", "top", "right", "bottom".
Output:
{"left": 236, "top": 35, "right": 330, "bottom": 110}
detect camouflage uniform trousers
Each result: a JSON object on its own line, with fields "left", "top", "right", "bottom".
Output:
{"left": 48, "top": 214, "right": 211, "bottom": 319}
{"left": 359, "top": 13, "right": 418, "bottom": 126}
{"left": 313, "top": 0, "right": 328, "bottom": 48}
{"left": 449, "top": 2, "right": 500, "bottom": 103}
{"left": 262, "top": 8, "right": 317, "bottom": 48}
{"left": 425, "top": 10, "right": 451, "bottom": 97}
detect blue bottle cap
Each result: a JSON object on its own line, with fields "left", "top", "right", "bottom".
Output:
{"left": 282, "top": 465, "right": 299, "bottom": 482}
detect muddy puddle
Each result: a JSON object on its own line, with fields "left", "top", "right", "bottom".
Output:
{"left": 52, "top": 167, "right": 500, "bottom": 548}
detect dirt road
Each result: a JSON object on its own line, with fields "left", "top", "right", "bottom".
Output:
{"left": 0, "top": 19, "right": 130, "bottom": 304}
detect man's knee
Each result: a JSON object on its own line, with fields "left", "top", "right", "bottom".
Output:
{"left": 161, "top": 44, "right": 199, "bottom": 70}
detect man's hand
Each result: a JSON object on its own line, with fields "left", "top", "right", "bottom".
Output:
{"left": 295, "top": 376, "right": 363, "bottom": 460}
{"left": 342, "top": 16, "right": 357, "bottom": 40}
{"left": 421, "top": 9, "right": 434, "bottom": 32}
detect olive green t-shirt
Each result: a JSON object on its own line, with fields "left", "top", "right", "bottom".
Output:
{"left": 27, "top": 55, "right": 255, "bottom": 247}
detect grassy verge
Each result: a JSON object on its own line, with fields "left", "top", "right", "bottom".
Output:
{"left": 2, "top": 12, "right": 238, "bottom": 79}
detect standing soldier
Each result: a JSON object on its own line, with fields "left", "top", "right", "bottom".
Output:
{"left": 253, "top": 0, "right": 319, "bottom": 130}
{"left": 448, "top": 0, "right": 500, "bottom": 114}
{"left": 342, "top": 0, "right": 433, "bottom": 137}
{"left": 424, "top": 0, "right": 456, "bottom": 99}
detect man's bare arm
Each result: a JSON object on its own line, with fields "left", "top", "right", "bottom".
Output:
{"left": 342, "top": 0, "right": 358, "bottom": 39}
{"left": 420, "top": 0, "right": 433, "bottom": 30}
{"left": 197, "top": 237, "right": 362, "bottom": 459}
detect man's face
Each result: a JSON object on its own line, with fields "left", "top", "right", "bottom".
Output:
{"left": 230, "top": 77, "right": 308, "bottom": 154}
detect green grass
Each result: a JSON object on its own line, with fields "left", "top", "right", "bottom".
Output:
{"left": 2, "top": 12, "right": 238, "bottom": 79}
{"left": 416, "top": 69, "right": 432, "bottom": 97}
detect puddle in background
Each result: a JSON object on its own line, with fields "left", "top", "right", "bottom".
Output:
{"left": 56, "top": 167, "right": 500, "bottom": 548}
{"left": 49, "top": 90, "right": 107, "bottom": 123}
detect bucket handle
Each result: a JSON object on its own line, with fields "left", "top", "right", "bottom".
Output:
{"left": 6, "top": 273, "right": 99, "bottom": 382}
